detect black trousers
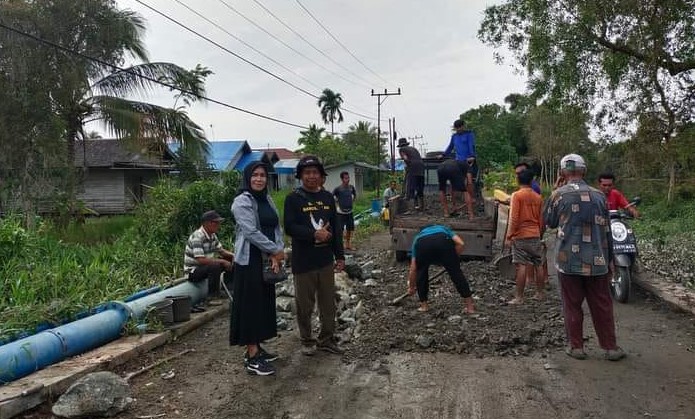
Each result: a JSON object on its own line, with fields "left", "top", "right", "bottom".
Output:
{"left": 188, "top": 264, "right": 230, "bottom": 297}
{"left": 414, "top": 233, "right": 472, "bottom": 301}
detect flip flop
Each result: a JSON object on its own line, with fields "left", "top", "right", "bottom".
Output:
{"left": 191, "top": 305, "right": 206, "bottom": 313}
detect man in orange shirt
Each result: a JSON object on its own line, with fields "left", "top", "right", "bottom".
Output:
{"left": 506, "top": 169, "right": 545, "bottom": 304}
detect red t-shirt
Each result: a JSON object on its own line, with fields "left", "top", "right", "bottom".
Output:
{"left": 606, "top": 189, "right": 629, "bottom": 210}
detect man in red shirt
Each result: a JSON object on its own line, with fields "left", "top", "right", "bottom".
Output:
{"left": 598, "top": 173, "right": 640, "bottom": 218}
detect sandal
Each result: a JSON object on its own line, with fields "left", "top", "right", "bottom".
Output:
{"left": 191, "top": 305, "right": 206, "bottom": 313}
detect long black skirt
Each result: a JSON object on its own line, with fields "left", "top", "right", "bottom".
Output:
{"left": 229, "top": 246, "right": 277, "bottom": 346}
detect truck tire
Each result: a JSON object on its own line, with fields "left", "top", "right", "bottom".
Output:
{"left": 395, "top": 250, "right": 409, "bottom": 262}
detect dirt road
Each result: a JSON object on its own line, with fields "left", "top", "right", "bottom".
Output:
{"left": 22, "top": 232, "right": 695, "bottom": 419}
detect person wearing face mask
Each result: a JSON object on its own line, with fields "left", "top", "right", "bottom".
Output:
{"left": 229, "top": 162, "right": 286, "bottom": 376}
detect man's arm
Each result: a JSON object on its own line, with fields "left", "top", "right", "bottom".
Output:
{"left": 443, "top": 136, "right": 454, "bottom": 157}
{"left": 189, "top": 237, "right": 232, "bottom": 269}
{"left": 329, "top": 198, "right": 345, "bottom": 263}
{"left": 283, "top": 193, "right": 315, "bottom": 241}
{"left": 407, "top": 257, "right": 417, "bottom": 295}
{"left": 467, "top": 133, "right": 476, "bottom": 158}
{"left": 506, "top": 193, "right": 520, "bottom": 242}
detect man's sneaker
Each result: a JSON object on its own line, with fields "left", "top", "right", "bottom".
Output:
{"left": 245, "top": 356, "right": 276, "bottom": 376}
{"left": 317, "top": 340, "right": 345, "bottom": 354}
{"left": 605, "top": 347, "right": 626, "bottom": 361}
{"left": 258, "top": 346, "right": 279, "bottom": 362}
{"left": 300, "top": 345, "right": 317, "bottom": 356}
{"left": 565, "top": 347, "right": 587, "bottom": 360}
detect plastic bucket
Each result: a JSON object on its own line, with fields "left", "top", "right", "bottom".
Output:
{"left": 145, "top": 299, "right": 174, "bottom": 326}
{"left": 371, "top": 198, "right": 382, "bottom": 213}
{"left": 166, "top": 295, "right": 192, "bottom": 322}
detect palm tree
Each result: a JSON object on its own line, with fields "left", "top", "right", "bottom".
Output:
{"left": 297, "top": 124, "right": 326, "bottom": 154}
{"left": 43, "top": 1, "right": 210, "bottom": 184}
{"left": 317, "top": 88, "right": 344, "bottom": 135}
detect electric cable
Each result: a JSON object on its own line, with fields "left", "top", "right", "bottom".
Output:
{"left": 294, "top": 0, "right": 390, "bottom": 87}
{"left": 215, "top": 0, "right": 371, "bottom": 90}
{"left": 248, "top": 0, "right": 376, "bottom": 88}
{"left": 138, "top": 0, "right": 378, "bottom": 121}
{"left": 0, "top": 20, "right": 310, "bottom": 129}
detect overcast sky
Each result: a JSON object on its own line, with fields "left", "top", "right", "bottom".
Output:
{"left": 114, "top": 0, "right": 526, "bottom": 154}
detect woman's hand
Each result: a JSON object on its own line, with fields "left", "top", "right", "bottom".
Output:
{"left": 270, "top": 258, "right": 281, "bottom": 274}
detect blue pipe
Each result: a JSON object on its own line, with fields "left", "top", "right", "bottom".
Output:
{"left": 0, "top": 280, "right": 209, "bottom": 384}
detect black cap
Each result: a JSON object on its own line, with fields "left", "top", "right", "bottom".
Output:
{"left": 201, "top": 210, "right": 224, "bottom": 223}
{"left": 295, "top": 155, "right": 327, "bottom": 179}
{"left": 453, "top": 119, "right": 465, "bottom": 129}
{"left": 396, "top": 138, "right": 409, "bottom": 147}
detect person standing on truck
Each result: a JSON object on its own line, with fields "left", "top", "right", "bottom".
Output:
{"left": 406, "top": 224, "right": 475, "bottom": 314}
{"left": 284, "top": 156, "right": 346, "bottom": 356}
{"left": 437, "top": 159, "right": 467, "bottom": 217}
{"left": 397, "top": 138, "right": 425, "bottom": 211}
{"left": 442, "top": 119, "right": 477, "bottom": 219}
{"left": 544, "top": 154, "right": 625, "bottom": 361}
{"left": 333, "top": 171, "right": 357, "bottom": 251}
{"left": 506, "top": 169, "right": 545, "bottom": 304}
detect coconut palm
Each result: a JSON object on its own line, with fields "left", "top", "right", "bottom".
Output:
{"left": 317, "top": 88, "right": 344, "bottom": 135}
{"left": 41, "top": 1, "right": 210, "bottom": 166}
{"left": 297, "top": 124, "right": 326, "bottom": 152}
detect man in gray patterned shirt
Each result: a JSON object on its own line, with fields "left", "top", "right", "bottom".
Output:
{"left": 545, "top": 154, "right": 625, "bottom": 361}
{"left": 184, "top": 210, "right": 234, "bottom": 297}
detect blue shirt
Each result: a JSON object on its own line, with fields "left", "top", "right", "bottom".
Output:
{"left": 531, "top": 179, "right": 541, "bottom": 195}
{"left": 411, "top": 225, "right": 455, "bottom": 258}
{"left": 444, "top": 131, "right": 476, "bottom": 161}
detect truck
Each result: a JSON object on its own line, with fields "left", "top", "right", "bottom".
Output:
{"left": 389, "top": 156, "right": 499, "bottom": 262}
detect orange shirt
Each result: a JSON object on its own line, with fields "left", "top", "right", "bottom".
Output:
{"left": 507, "top": 186, "right": 543, "bottom": 241}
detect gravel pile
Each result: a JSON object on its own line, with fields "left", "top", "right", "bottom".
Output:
{"left": 639, "top": 235, "right": 695, "bottom": 289}
{"left": 342, "top": 248, "right": 566, "bottom": 362}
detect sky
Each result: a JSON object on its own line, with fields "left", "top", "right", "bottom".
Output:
{"left": 113, "top": 0, "right": 527, "bottom": 154}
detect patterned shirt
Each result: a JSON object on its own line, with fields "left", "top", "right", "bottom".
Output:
{"left": 544, "top": 179, "right": 613, "bottom": 276}
{"left": 183, "top": 226, "right": 223, "bottom": 273}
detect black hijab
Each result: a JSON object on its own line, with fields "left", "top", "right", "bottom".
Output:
{"left": 238, "top": 161, "right": 269, "bottom": 200}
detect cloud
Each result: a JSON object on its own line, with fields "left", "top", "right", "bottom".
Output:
{"left": 114, "top": 0, "right": 526, "bottom": 152}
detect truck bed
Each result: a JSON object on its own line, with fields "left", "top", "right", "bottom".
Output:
{"left": 391, "top": 213, "right": 496, "bottom": 231}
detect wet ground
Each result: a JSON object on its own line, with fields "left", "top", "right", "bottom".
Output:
{"left": 19, "top": 230, "right": 695, "bottom": 419}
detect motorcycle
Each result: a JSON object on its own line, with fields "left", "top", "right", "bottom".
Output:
{"left": 609, "top": 197, "right": 641, "bottom": 303}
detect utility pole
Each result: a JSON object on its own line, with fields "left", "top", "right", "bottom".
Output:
{"left": 371, "top": 88, "right": 401, "bottom": 195}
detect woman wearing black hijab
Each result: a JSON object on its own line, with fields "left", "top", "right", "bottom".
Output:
{"left": 230, "top": 162, "right": 285, "bottom": 376}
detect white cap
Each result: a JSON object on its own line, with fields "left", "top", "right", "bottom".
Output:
{"left": 560, "top": 154, "right": 586, "bottom": 170}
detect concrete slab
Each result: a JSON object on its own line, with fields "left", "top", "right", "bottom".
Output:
{"left": 0, "top": 302, "right": 228, "bottom": 419}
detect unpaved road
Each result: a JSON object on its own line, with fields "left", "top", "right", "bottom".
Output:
{"left": 22, "top": 231, "right": 695, "bottom": 419}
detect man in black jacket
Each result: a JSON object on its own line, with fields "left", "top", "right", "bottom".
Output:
{"left": 285, "top": 156, "right": 345, "bottom": 355}
{"left": 397, "top": 138, "right": 425, "bottom": 211}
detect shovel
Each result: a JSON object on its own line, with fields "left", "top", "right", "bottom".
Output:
{"left": 492, "top": 203, "right": 515, "bottom": 280}
{"left": 389, "top": 268, "right": 447, "bottom": 306}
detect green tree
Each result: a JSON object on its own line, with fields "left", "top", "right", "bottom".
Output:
{"left": 479, "top": 0, "right": 695, "bottom": 201}
{"left": 297, "top": 124, "right": 326, "bottom": 154}
{"left": 343, "top": 121, "right": 381, "bottom": 165}
{"left": 460, "top": 104, "right": 518, "bottom": 168}
{"left": 525, "top": 104, "right": 593, "bottom": 186}
{"left": 1, "top": 0, "right": 212, "bottom": 210}
{"left": 317, "top": 88, "right": 344, "bottom": 135}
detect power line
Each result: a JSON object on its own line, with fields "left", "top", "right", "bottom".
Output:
{"left": 294, "top": 0, "right": 389, "bottom": 87}
{"left": 135, "top": 0, "right": 319, "bottom": 99}
{"left": 138, "top": 0, "right": 377, "bottom": 122}
{"left": 249, "top": 0, "right": 376, "bottom": 88}
{"left": 0, "top": 20, "right": 309, "bottom": 130}
{"left": 215, "top": 0, "right": 370, "bottom": 90}
{"left": 172, "top": 0, "right": 323, "bottom": 93}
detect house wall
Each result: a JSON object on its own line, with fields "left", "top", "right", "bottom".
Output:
{"left": 277, "top": 173, "right": 298, "bottom": 190}
{"left": 325, "top": 165, "right": 365, "bottom": 197}
{"left": 77, "top": 169, "right": 127, "bottom": 214}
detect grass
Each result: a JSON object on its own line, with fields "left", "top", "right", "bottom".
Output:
{"left": 632, "top": 199, "right": 695, "bottom": 240}
{"left": 47, "top": 215, "right": 135, "bottom": 244}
